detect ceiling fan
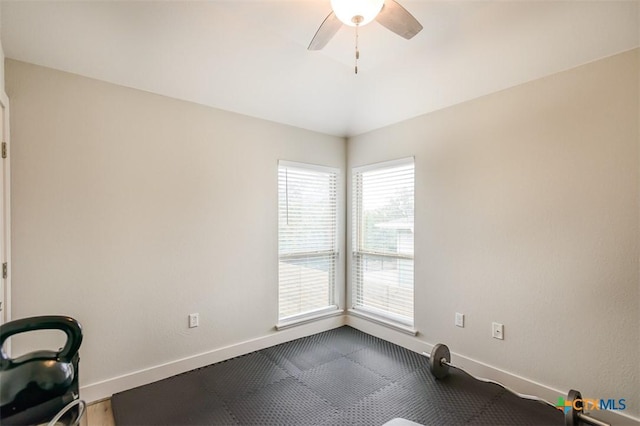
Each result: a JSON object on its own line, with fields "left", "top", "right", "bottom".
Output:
{"left": 308, "top": 0, "right": 423, "bottom": 72}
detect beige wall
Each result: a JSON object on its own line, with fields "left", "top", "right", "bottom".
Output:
{"left": 5, "top": 60, "right": 345, "bottom": 387}
{"left": 348, "top": 49, "right": 639, "bottom": 419}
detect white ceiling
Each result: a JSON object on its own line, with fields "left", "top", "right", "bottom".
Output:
{"left": 2, "top": 1, "right": 638, "bottom": 137}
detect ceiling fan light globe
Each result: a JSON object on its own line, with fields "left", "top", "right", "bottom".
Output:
{"left": 330, "top": 0, "right": 385, "bottom": 27}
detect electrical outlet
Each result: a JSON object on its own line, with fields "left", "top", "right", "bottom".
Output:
{"left": 455, "top": 312, "right": 465, "bottom": 328}
{"left": 189, "top": 313, "right": 199, "bottom": 328}
{"left": 492, "top": 322, "right": 504, "bottom": 340}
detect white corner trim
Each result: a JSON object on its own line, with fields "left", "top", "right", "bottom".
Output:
{"left": 80, "top": 315, "right": 346, "bottom": 403}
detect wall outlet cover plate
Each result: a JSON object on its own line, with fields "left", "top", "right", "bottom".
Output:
{"left": 492, "top": 322, "right": 504, "bottom": 340}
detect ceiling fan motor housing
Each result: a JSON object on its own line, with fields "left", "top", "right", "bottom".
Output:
{"left": 308, "top": 0, "right": 423, "bottom": 51}
{"left": 330, "top": 0, "right": 385, "bottom": 27}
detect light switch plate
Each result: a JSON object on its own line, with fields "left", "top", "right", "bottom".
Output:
{"left": 455, "top": 312, "right": 464, "bottom": 328}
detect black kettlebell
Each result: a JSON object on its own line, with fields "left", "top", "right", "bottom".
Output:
{"left": 0, "top": 316, "right": 83, "bottom": 420}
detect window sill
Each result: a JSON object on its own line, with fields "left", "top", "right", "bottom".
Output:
{"left": 276, "top": 306, "right": 343, "bottom": 331}
{"left": 347, "top": 308, "right": 418, "bottom": 336}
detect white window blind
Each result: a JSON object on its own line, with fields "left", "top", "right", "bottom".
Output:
{"left": 278, "top": 161, "right": 338, "bottom": 322}
{"left": 352, "top": 158, "right": 415, "bottom": 326}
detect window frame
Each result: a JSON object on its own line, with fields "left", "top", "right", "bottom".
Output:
{"left": 276, "top": 160, "right": 341, "bottom": 328}
{"left": 350, "top": 157, "right": 415, "bottom": 332}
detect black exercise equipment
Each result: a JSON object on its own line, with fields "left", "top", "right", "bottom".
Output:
{"left": 427, "top": 343, "right": 450, "bottom": 379}
{"left": 0, "top": 315, "right": 85, "bottom": 425}
{"left": 564, "top": 389, "right": 611, "bottom": 426}
{"left": 423, "top": 343, "right": 611, "bottom": 426}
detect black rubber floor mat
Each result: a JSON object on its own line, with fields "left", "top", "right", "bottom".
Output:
{"left": 226, "top": 377, "right": 337, "bottom": 425}
{"left": 111, "top": 326, "right": 564, "bottom": 425}
{"left": 323, "top": 382, "right": 459, "bottom": 426}
{"left": 198, "top": 352, "right": 286, "bottom": 400}
{"left": 298, "top": 357, "right": 391, "bottom": 409}
{"left": 262, "top": 336, "right": 343, "bottom": 375}
{"left": 346, "top": 345, "right": 424, "bottom": 381}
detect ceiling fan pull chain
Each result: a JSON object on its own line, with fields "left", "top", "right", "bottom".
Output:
{"left": 354, "top": 23, "right": 360, "bottom": 74}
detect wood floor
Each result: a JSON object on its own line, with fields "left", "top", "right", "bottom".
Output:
{"left": 81, "top": 399, "right": 115, "bottom": 426}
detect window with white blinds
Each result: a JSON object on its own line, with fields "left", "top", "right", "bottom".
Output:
{"left": 278, "top": 161, "right": 338, "bottom": 322}
{"left": 352, "top": 158, "right": 415, "bottom": 327}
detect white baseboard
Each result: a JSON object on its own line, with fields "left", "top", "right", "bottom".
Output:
{"left": 80, "top": 315, "right": 346, "bottom": 403}
{"left": 346, "top": 316, "right": 640, "bottom": 426}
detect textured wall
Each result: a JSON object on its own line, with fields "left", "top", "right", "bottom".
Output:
{"left": 6, "top": 59, "right": 345, "bottom": 386}
{"left": 348, "top": 49, "right": 639, "bottom": 418}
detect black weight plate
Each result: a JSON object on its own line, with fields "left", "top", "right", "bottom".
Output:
{"left": 565, "top": 389, "right": 582, "bottom": 426}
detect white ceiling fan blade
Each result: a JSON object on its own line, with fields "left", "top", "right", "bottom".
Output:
{"left": 308, "top": 11, "right": 343, "bottom": 50}
{"left": 376, "top": 0, "right": 423, "bottom": 40}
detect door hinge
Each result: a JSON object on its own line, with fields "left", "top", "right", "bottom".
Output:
{"left": 1, "top": 142, "right": 6, "bottom": 159}
{"left": 2, "top": 263, "right": 7, "bottom": 279}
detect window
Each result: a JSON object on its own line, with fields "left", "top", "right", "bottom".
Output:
{"left": 278, "top": 161, "right": 339, "bottom": 323}
{"left": 352, "top": 157, "right": 415, "bottom": 327}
